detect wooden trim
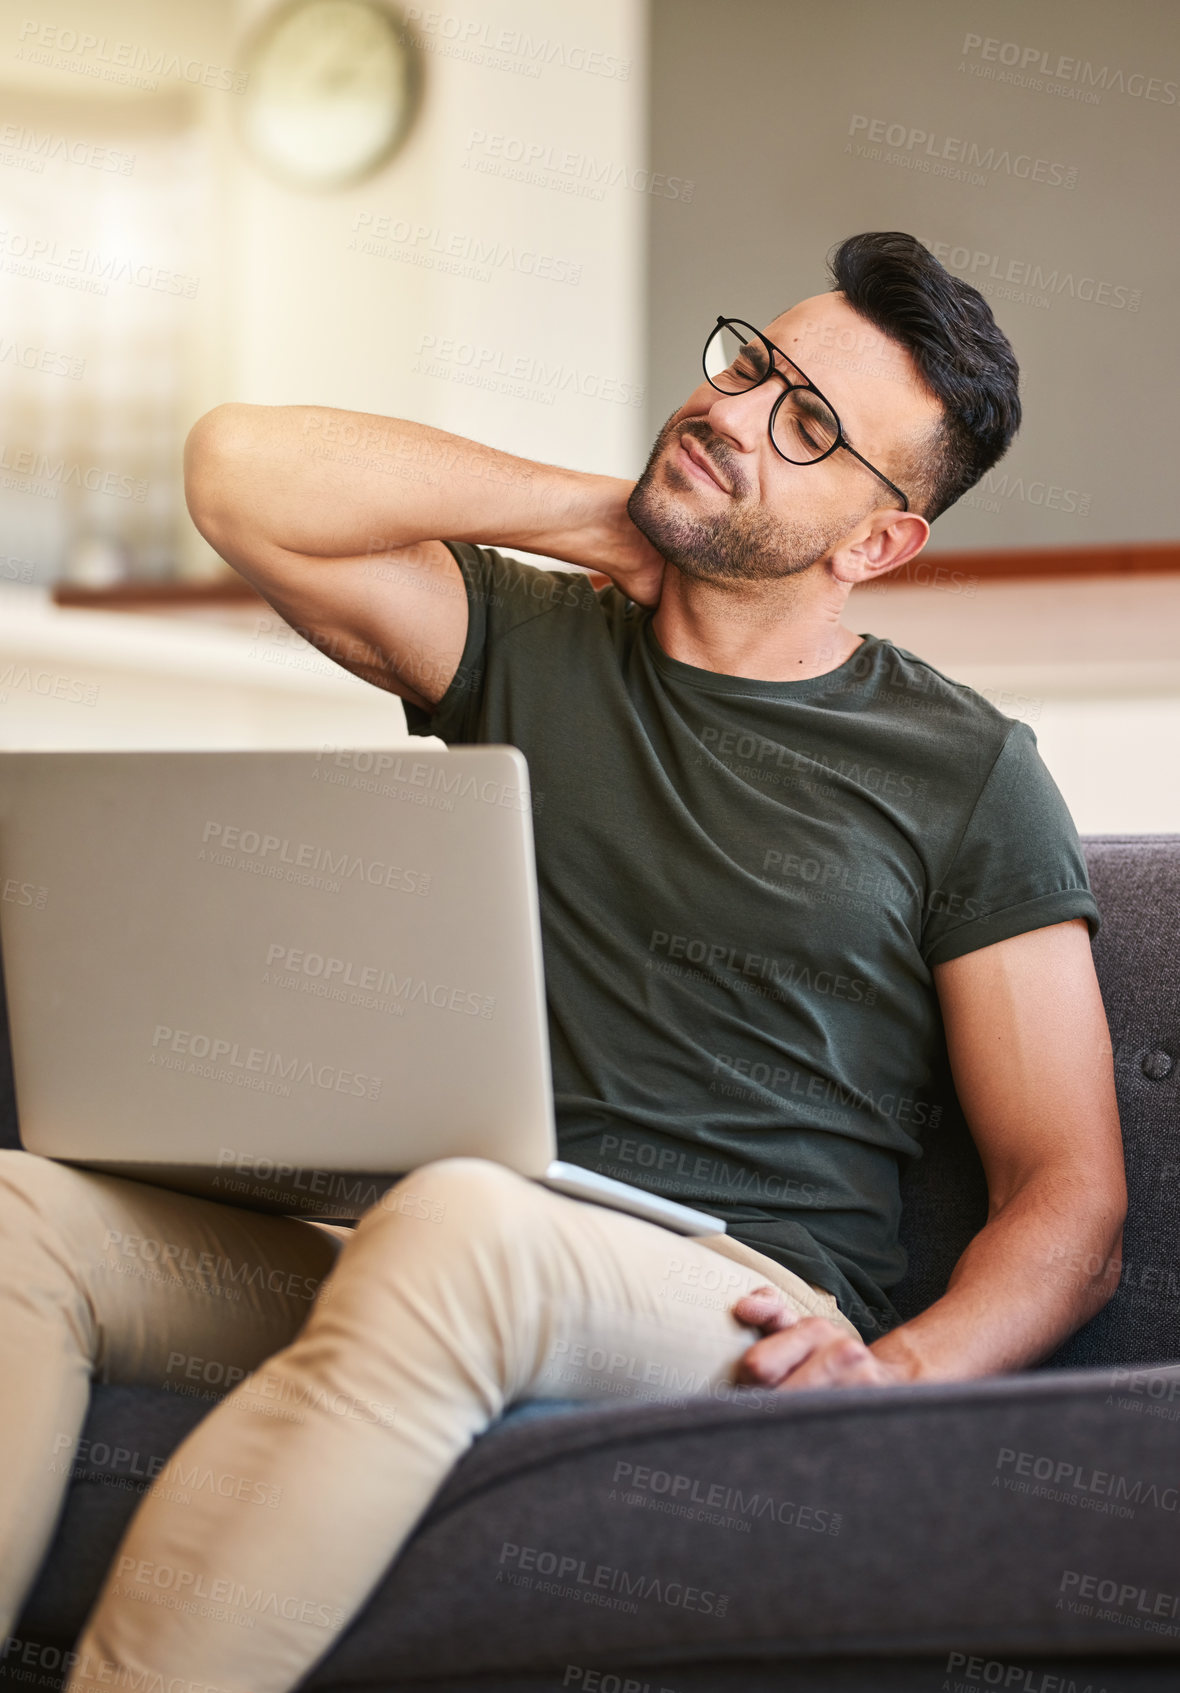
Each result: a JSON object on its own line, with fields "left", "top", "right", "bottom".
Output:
{"left": 52, "top": 575, "right": 263, "bottom": 610}
{"left": 877, "top": 542, "right": 1180, "bottom": 586}
{"left": 48, "top": 542, "right": 1180, "bottom": 611}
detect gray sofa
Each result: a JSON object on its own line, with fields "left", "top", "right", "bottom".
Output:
{"left": 4, "top": 835, "right": 1180, "bottom": 1692}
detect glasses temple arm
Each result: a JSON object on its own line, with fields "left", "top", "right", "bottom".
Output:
{"left": 837, "top": 440, "right": 910, "bottom": 512}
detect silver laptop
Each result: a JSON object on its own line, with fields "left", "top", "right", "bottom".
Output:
{"left": 0, "top": 747, "right": 724, "bottom": 1235}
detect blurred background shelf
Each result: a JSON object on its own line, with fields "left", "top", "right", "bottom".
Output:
{"left": 47, "top": 542, "right": 1180, "bottom": 618}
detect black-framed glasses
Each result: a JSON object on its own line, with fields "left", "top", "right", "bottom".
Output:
{"left": 702, "top": 316, "right": 910, "bottom": 513}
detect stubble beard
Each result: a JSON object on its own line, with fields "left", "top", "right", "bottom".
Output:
{"left": 627, "top": 415, "right": 853, "bottom": 586}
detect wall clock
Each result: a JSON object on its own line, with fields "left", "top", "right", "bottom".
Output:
{"left": 240, "top": 0, "right": 419, "bottom": 191}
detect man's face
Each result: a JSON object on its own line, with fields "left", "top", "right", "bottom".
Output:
{"left": 627, "top": 291, "right": 941, "bottom": 585}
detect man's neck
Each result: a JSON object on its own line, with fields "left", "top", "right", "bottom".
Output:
{"left": 649, "top": 569, "right": 864, "bottom": 682}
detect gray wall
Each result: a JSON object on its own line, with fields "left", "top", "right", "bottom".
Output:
{"left": 647, "top": 0, "right": 1177, "bottom": 552}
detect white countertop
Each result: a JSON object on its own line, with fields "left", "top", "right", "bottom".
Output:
{"left": 0, "top": 583, "right": 416, "bottom": 749}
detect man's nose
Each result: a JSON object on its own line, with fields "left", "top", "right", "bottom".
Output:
{"left": 704, "top": 384, "right": 771, "bottom": 455}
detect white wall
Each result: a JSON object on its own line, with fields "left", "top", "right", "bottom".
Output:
{"left": 0, "top": 0, "right": 648, "bottom": 583}
{"left": 646, "top": 0, "right": 1179, "bottom": 553}
{"left": 225, "top": 0, "right": 647, "bottom": 473}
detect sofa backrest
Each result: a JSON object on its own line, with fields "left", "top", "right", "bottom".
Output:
{"left": 1038, "top": 835, "right": 1180, "bottom": 1366}
{"left": 892, "top": 835, "right": 1180, "bottom": 1369}
{"left": 1, "top": 836, "right": 1176, "bottom": 1368}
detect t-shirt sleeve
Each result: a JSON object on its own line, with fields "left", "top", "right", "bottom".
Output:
{"left": 921, "top": 719, "right": 1100, "bottom": 966}
{"left": 401, "top": 540, "right": 593, "bottom": 744}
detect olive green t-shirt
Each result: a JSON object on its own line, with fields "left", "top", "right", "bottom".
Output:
{"left": 404, "top": 543, "right": 1099, "bottom": 1338}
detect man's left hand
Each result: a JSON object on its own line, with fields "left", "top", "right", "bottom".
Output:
{"left": 732, "top": 1286, "right": 913, "bottom": 1390}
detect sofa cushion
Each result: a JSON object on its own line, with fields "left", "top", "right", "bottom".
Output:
{"left": 17, "top": 1368, "right": 1180, "bottom": 1684}
{"left": 14, "top": 1386, "right": 595, "bottom": 1650}
{"left": 13, "top": 1385, "right": 210, "bottom": 1643}
{"left": 309, "top": 1366, "right": 1180, "bottom": 1683}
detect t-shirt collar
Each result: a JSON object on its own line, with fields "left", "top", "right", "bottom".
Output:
{"left": 641, "top": 616, "right": 883, "bottom": 700}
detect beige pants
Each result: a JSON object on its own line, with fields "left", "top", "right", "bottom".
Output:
{"left": 0, "top": 1148, "right": 858, "bottom": 1693}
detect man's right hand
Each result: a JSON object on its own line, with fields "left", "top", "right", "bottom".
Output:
{"left": 559, "top": 476, "right": 665, "bottom": 608}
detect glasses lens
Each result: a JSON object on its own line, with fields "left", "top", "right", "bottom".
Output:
{"left": 704, "top": 321, "right": 770, "bottom": 392}
{"left": 772, "top": 389, "right": 840, "bottom": 464}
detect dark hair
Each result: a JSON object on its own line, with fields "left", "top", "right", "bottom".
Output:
{"left": 827, "top": 231, "right": 1021, "bottom": 521}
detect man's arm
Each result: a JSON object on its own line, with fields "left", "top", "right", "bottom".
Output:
{"left": 733, "top": 918, "right": 1127, "bottom": 1388}
{"left": 183, "top": 403, "right": 664, "bottom": 712}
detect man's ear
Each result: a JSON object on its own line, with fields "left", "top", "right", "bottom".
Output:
{"left": 829, "top": 510, "right": 930, "bottom": 587}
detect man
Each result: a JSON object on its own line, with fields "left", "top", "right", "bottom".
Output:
{"left": 0, "top": 233, "right": 1121, "bottom": 1693}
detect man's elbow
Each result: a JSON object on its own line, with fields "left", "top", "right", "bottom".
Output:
{"left": 1089, "top": 1197, "right": 1128, "bottom": 1313}
{"left": 183, "top": 403, "right": 259, "bottom": 561}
